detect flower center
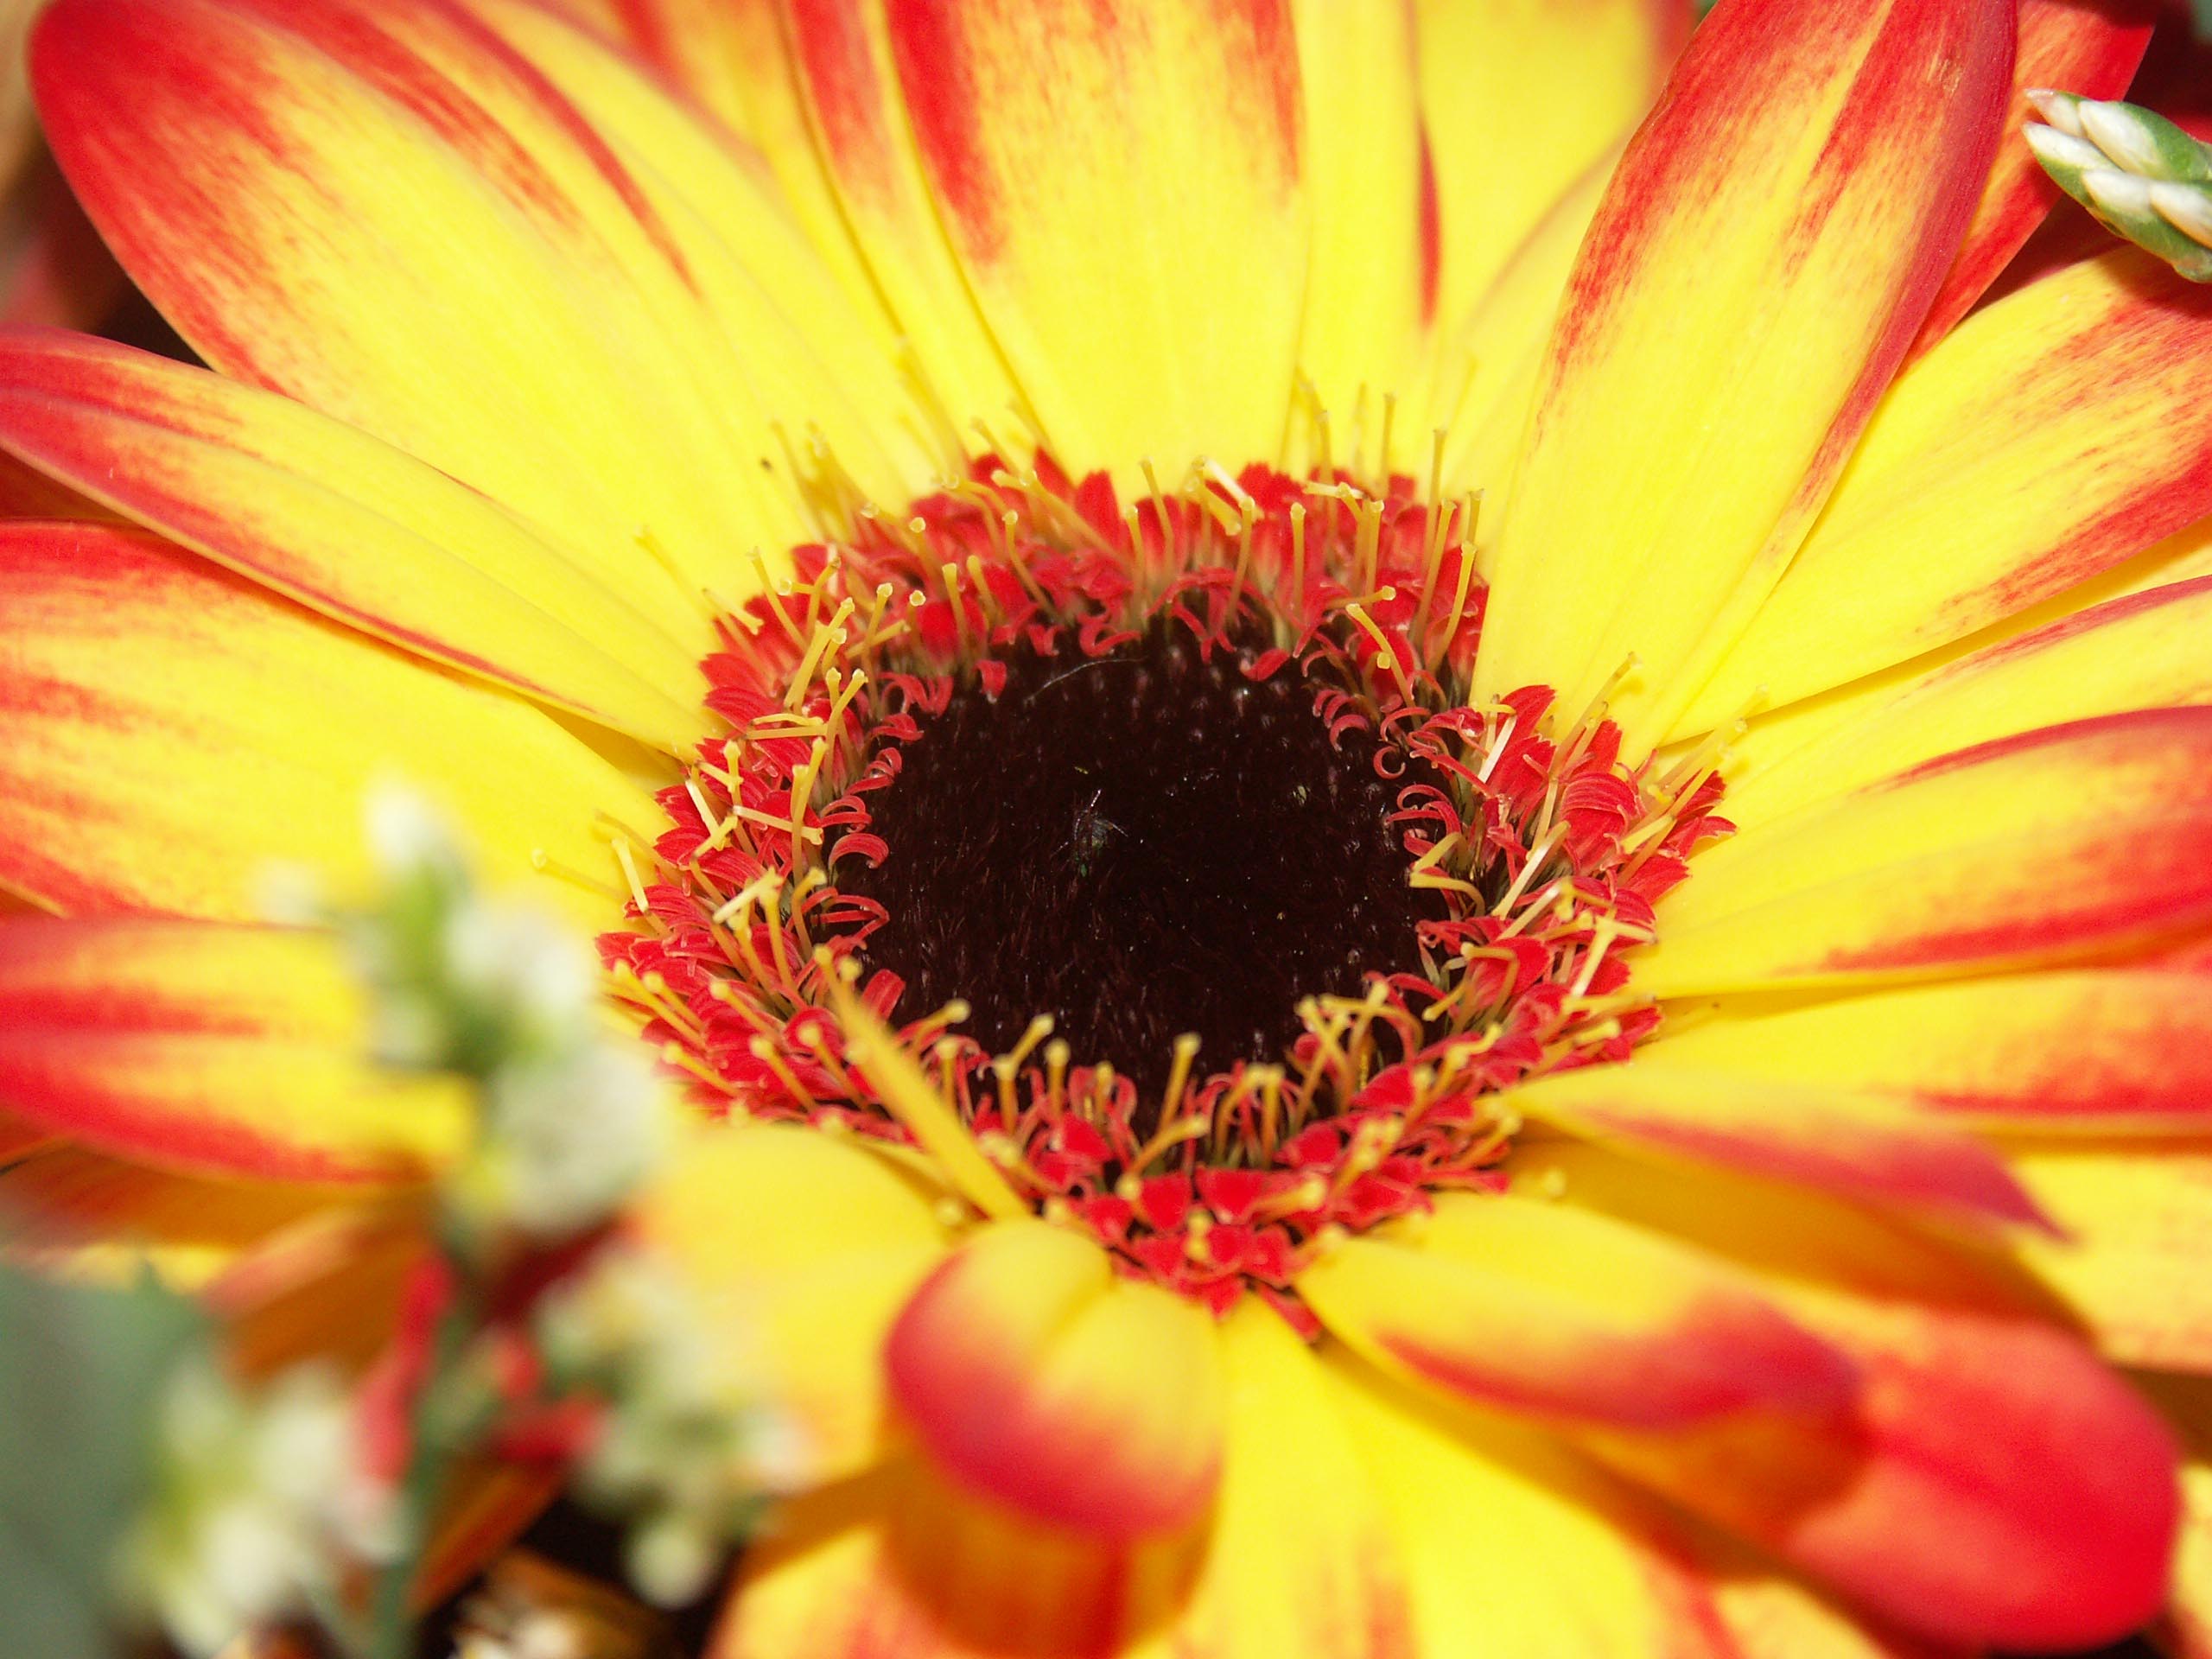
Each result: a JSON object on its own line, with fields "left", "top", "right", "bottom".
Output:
{"left": 838, "top": 618, "right": 1437, "bottom": 1114}
{"left": 602, "top": 451, "right": 1729, "bottom": 1325}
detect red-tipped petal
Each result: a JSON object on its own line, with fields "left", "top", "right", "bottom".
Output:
{"left": 1647, "top": 969, "right": 2212, "bottom": 1131}
{"left": 1910, "top": 0, "right": 2156, "bottom": 353}
{"left": 885, "top": 1217, "right": 1226, "bottom": 1538}
{"left": 1506, "top": 1062, "right": 2052, "bottom": 1234}
{"left": 1643, "top": 708, "right": 2212, "bottom": 996}
{"left": 1592, "top": 1302, "right": 2181, "bottom": 1652}
{"left": 1476, "top": 0, "right": 2013, "bottom": 753}
{"left": 0, "top": 520, "right": 652, "bottom": 929}
{"left": 1298, "top": 1193, "right": 1855, "bottom": 1430}
{"left": 0, "top": 915, "right": 467, "bottom": 1185}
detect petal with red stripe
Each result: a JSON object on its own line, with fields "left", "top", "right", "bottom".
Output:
{"left": 1642, "top": 708, "right": 2212, "bottom": 997}
{"left": 1475, "top": 0, "right": 2012, "bottom": 754}
{"left": 1910, "top": 0, "right": 2155, "bottom": 353}
{"left": 0, "top": 521, "right": 654, "bottom": 929}
{"left": 0, "top": 327, "right": 703, "bottom": 750}
{"left": 1414, "top": 0, "right": 1685, "bottom": 340}
{"left": 1503, "top": 1061, "right": 2050, "bottom": 1233}
{"left": 0, "top": 916, "right": 467, "bottom": 1185}
{"left": 31, "top": 0, "right": 841, "bottom": 590}
{"left": 880, "top": 0, "right": 1309, "bottom": 480}
{"left": 1296, "top": 1192, "right": 1855, "bottom": 1430}
{"left": 637, "top": 1123, "right": 954, "bottom": 1486}
{"left": 1675, "top": 251, "right": 2212, "bottom": 737}
{"left": 1646, "top": 970, "right": 2212, "bottom": 1131}
{"left": 884, "top": 1217, "right": 1226, "bottom": 1537}
{"left": 1589, "top": 1298, "right": 2180, "bottom": 1653}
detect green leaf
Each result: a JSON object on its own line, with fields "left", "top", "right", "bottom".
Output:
{"left": 0, "top": 1262, "right": 206, "bottom": 1659}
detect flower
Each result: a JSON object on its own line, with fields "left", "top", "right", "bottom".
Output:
{"left": 3, "top": 0, "right": 2212, "bottom": 1656}
{"left": 123, "top": 1356, "right": 373, "bottom": 1657}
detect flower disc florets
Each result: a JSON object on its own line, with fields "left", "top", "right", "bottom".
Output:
{"left": 603, "top": 452, "right": 1730, "bottom": 1328}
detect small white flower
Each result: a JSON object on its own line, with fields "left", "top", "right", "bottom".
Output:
{"left": 461, "top": 1044, "right": 671, "bottom": 1240}
{"left": 124, "top": 1360, "right": 367, "bottom": 1658}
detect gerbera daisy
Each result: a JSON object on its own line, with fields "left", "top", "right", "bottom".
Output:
{"left": 3, "top": 0, "right": 2212, "bottom": 1655}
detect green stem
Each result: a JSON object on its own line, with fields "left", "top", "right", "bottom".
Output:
{"left": 359, "top": 1291, "right": 486, "bottom": 1659}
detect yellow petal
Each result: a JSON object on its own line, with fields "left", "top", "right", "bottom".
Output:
{"left": 1721, "top": 510, "right": 2212, "bottom": 797}
{"left": 0, "top": 329, "right": 703, "bottom": 750}
{"left": 1298, "top": 1192, "right": 1852, "bottom": 1428}
{"left": 1125, "top": 1301, "right": 1410, "bottom": 1659}
{"left": 1289, "top": 0, "right": 1424, "bottom": 430}
{"left": 1648, "top": 969, "right": 2212, "bottom": 1131}
{"left": 636, "top": 1122, "right": 953, "bottom": 1484}
{"left": 1503, "top": 1060, "right": 2047, "bottom": 1232}
{"left": 753, "top": 0, "right": 1030, "bottom": 444}
{"left": 464, "top": 0, "right": 942, "bottom": 505}
{"left": 720, "top": 1459, "right": 1159, "bottom": 1659}
{"left": 1433, "top": 153, "right": 1614, "bottom": 542}
{"left": 886, "top": 1217, "right": 1225, "bottom": 1536}
{"left": 1330, "top": 1355, "right": 1739, "bottom": 1659}
{"left": 1722, "top": 570, "right": 2212, "bottom": 830}
{"left": 1474, "top": 0, "right": 2012, "bottom": 753}
{"left": 1642, "top": 709, "right": 2212, "bottom": 997}
{"left": 1999, "top": 1137, "right": 2212, "bottom": 1372}
{"left": 0, "top": 522, "right": 657, "bottom": 931}
{"left": 1675, "top": 251, "right": 2212, "bottom": 737}
{"left": 870, "top": 0, "right": 1309, "bottom": 481}
{"left": 0, "top": 916, "right": 469, "bottom": 1185}
{"left": 36, "top": 0, "right": 811, "bottom": 592}
{"left": 1414, "top": 0, "right": 1683, "bottom": 338}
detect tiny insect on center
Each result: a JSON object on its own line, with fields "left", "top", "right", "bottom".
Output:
{"left": 842, "top": 618, "right": 1439, "bottom": 1125}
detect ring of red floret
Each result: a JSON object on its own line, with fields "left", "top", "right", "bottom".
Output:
{"left": 601, "top": 452, "right": 1731, "bottom": 1331}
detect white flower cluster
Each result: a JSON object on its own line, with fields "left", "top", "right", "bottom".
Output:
{"left": 124, "top": 1359, "right": 390, "bottom": 1657}
{"left": 2026, "top": 90, "right": 2212, "bottom": 282}
{"left": 535, "top": 1250, "right": 804, "bottom": 1608}
{"left": 355, "top": 787, "right": 672, "bottom": 1245}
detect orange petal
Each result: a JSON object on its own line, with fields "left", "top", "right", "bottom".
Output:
{"left": 32, "top": 0, "right": 825, "bottom": 588}
{"left": 0, "top": 1110, "right": 53, "bottom": 1163}
{"left": 1503, "top": 1061, "right": 2050, "bottom": 1234}
{"left": 2141, "top": 1372, "right": 2212, "bottom": 1659}
{"left": 1589, "top": 1298, "right": 2181, "bottom": 1653}
{"left": 884, "top": 1217, "right": 1226, "bottom": 1537}
{"left": 879, "top": 0, "right": 1308, "bottom": 480}
{"left": 1910, "top": 0, "right": 2156, "bottom": 353}
{"left": 1296, "top": 1192, "right": 1854, "bottom": 1429}
{"left": 207, "top": 1198, "right": 432, "bottom": 1378}
{"left": 1675, "top": 251, "right": 2212, "bottom": 736}
{"left": 1646, "top": 969, "right": 2212, "bottom": 1131}
{"left": 1, "top": 1144, "right": 334, "bottom": 1266}
{"left": 0, "top": 521, "right": 655, "bottom": 930}
{"left": 636, "top": 1122, "right": 954, "bottom": 1485}
{"left": 1641, "top": 708, "right": 2212, "bottom": 997}
{"left": 1474, "top": 0, "right": 2012, "bottom": 754}
{"left": 0, "top": 327, "right": 703, "bottom": 750}
{"left": 0, "top": 915, "right": 468, "bottom": 1185}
